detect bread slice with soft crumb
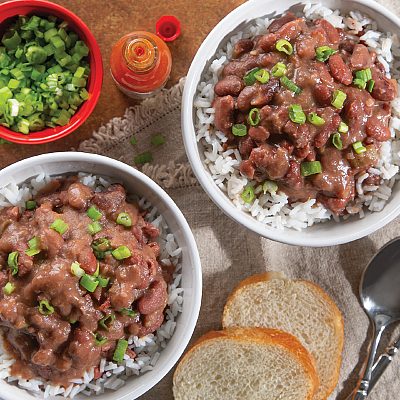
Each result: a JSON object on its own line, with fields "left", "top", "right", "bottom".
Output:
{"left": 222, "top": 272, "right": 344, "bottom": 400}
{"left": 173, "top": 327, "right": 318, "bottom": 400}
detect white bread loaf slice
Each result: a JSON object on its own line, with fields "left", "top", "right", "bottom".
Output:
{"left": 173, "top": 327, "right": 318, "bottom": 400}
{"left": 222, "top": 272, "right": 344, "bottom": 400}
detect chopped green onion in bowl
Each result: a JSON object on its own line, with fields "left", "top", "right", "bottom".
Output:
{"left": 280, "top": 76, "right": 301, "bottom": 94}
{"left": 332, "top": 133, "right": 343, "bottom": 150}
{"left": 243, "top": 67, "right": 261, "bottom": 86}
{"left": 271, "top": 62, "right": 287, "bottom": 77}
{"left": 353, "top": 141, "right": 367, "bottom": 154}
{"left": 241, "top": 185, "right": 255, "bottom": 203}
{"left": 113, "top": 338, "right": 128, "bottom": 363}
{"left": 315, "top": 46, "right": 337, "bottom": 62}
{"left": 232, "top": 124, "right": 247, "bottom": 137}
{"left": 38, "top": 299, "right": 54, "bottom": 315}
{"left": 276, "top": 39, "right": 293, "bottom": 55}
{"left": 307, "top": 112, "right": 325, "bottom": 126}
{"left": 0, "top": 15, "right": 91, "bottom": 135}
{"left": 248, "top": 108, "right": 261, "bottom": 126}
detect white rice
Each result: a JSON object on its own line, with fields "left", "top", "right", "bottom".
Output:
{"left": 195, "top": 1, "right": 400, "bottom": 230}
{"left": 0, "top": 173, "right": 183, "bottom": 399}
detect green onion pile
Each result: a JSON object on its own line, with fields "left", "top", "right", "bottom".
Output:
{"left": 0, "top": 15, "right": 90, "bottom": 134}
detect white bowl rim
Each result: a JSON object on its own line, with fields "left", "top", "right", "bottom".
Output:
{"left": 182, "top": 0, "right": 400, "bottom": 247}
{"left": 0, "top": 151, "right": 203, "bottom": 400}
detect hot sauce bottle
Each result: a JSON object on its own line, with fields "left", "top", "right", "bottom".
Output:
{"left": 110, "top": 31, "right": 172, "bottom": 99}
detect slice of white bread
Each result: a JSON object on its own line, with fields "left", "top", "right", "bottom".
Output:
{"left": 222, "top": 272, "right": 344, "bottom": 400}
{"left": 173, "top": 327, "right": 319, "bottom": 400}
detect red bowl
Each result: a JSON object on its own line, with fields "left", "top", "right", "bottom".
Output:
{"left": 0, "top": 0, "right": 103, "bottom": 144}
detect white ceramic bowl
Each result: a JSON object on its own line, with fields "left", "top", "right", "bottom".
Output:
{"left": 182, "top": 0, "right": 400, "bottom": 247}
{"left": 0, "top": 152, "right": 202, "bottom": 400}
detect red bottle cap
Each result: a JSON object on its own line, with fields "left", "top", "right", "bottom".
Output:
{"left": 156, "top": 15, "right": 181, "bottom": 42}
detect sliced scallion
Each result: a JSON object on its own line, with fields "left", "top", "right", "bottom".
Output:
{"left": 97, "top": 275, "right": 110, "bottom": 288}
{"left": 241, "top": 185, "right": 255, "bottom": 204}
{"left": 38, "top": 299, "right": 54, "bottom": 315}
{"left": 248, "top": 108, "right": 261, "bottom": 126}
{"left": 332, "top": 133, "right": 343, "bottom": 150}
{"left": 232, "top": 124, "right": 247, "bottom": 137}
{"left": 271, "top": 62, "right": 287, "bottom": 77}
{"left": 243, "top": 67, "right": 261, "bottom": 86}
{"left": 353, "top": 141, "right": 366, "bottom": 154}
{"left": 25, "top": 200, "right": 37, "bottom": 210}
{"left": 112, "top": 246, "right": 131, "bottom": 260}
{"left": 289, "top": 104, "right": 306, "bottom": 124}
{"left": 280, "top": 76, "right": 301, "bottom": 94}
{"left": 50, "top": 218, "right": 69, "bottom": 234}
{"left": 116, "top": 212, "right": 132, "bottom": 227}
{"left": 331, "top": 90, "right": 347, "bottom": 109}
{"left": 88, "top": 221, "right": 102, "bottom": 235}
{"left": 338, "top": 122, "right": 349, "bottom": 134}
{"left": 113, "top": 339, "right": 128, "bottom": 363}
{"left": 87, "top": 206, "right": 102, "bottom": 221}
{"left": 315, "top": 46, "right": 337, "bottom": 62}
{"left": 3, "top": 282, "right": 15, "bottom": 295}
{"left": 276, "top": 39, "right": 293, "bottom": 55}
{"left": 7, "top": 251, "right": 19, "bottom": 276}
{"left": 80, "top": 274, "right": 99, "bottom": 292}
{"left": 150, "top": 134, "right": 165, "bottom": 146}
{"left": 307, "top": 112, "right": 325, "bottom": 126}
{"left": 254, "top": 68, "right": 270, "bottom": 84}
{"left": 367, "top": 80, "right": 375, "bottom": 93}
{"left": 71, "top": 261, "right": 85, "bottom": 278}
{"left": 301, "top": 161, "right": 322, "bottom": 176}
{"left": 93, "top": 332, "right": 108, "bottom": 346}
{"left": 134, "top": 152, "right": 153, "bottom": 165}
{"left": 119, "top": 308, "right": 138, "bottom": 318}
{"left": 262, "top": 181, "right": 278, "bottom": 194}
{"left": 353, "top": 78, "right": 367, "bottom": 90}
{"left": 99, "top": 314, "right": 115, "bottom": 331}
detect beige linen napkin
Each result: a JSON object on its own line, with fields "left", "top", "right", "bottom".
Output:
{"left": 79, "top": 1, "right": 400, "bottom": 398}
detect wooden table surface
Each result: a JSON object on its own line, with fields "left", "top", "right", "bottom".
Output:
{"left": 0, "top": 0, "right": 245, "bottom": 169}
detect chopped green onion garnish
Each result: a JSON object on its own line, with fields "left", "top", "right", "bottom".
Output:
{"left": 151, "top": 134, "right": 165, "bottom": 146}
{"left": 116, "top": 212, "right": 132, "bottom": 227}
{"left": 93, "top": 332, "right": 108, "bottom": 346}
{"left": 307, "top": 112, "right": 325, "bottom": 126}
{"left": 7, "top": 251, "right": 19, "bottom": 276}
{"left": 112, "top": 246, "right": 132, "bottom": 260}
{"left": 91, "top": 238, "right": 111, "bottom": 252}
{"left": 119, "top": 308, "right": 138, "bottom": 318}
{"left": 88, "top": 221, "right": 102, "bottom": 235}
{"left": 232, "top": 124, "right": 247, "bottom": 137}
{"left": 80, "top": 273, "right": 99, "bottom": 292}
{"left": 25, "top": 200, "right": 37, "bottom": 210}
{"left": 28, "top": 236, "right": 40, "bottom": 249}
{"left": 248, "top": 108, "right": 261, "bottom": 126}
{"left": 280, "top": 76, "right": 301, "bottom": 94}
{"left": 130, "top": 136, "right": 137, "bottom": 145}
{"left": 254, "top": 68, "right": 270, "bottom": 84}
{"left": 276, "top": 39, "right": 293, "bottom": 55}
{"left": 355, "top": 68, "right": 372, "bottom": 82}
{"left": 134, "top": 152, "right": 153, "bottom": 165}
{"left": 87, "top": 206, "right": 102, "bottom": 221}
{"left": 367, "top": 80, "right": 375, "bottom": 93}
{"left": 113, "top": 338, "right": 128, "bottom": 363}
{"left": 301, "top": 161, "right": 322, "bottom": 176}
{"left": 97, "top": 275, "right": 110, "bottom": 288}
{"left": 271, "top": 62, "right": 287, "bottom": 77}
{"left": 262, "top": 181, "right": 278, "bottom": 194}
{"left": 289, "top": 104, "right": 306, "bottom": 124}
{"left": 50, "top": 218, "right": 69, "bottom": 234}
{"left": 25, "top": 248, "right": 41, "bottom": 257}
{"left": 38, "top": 299, "right": 54, "bottom": 315}
{"left": 243, "top": 67, "right": 261, "bottom": 86}
{"left": 315, "top": 46, "right": 337, "bottom": 62}
{"left": 241, "top": 185, "right": 255, "bottom": 204}
{"left": 332, "top": 133, "right": 343, "bottom": 150}
{"left": 353, "top": 141, "right": 367, "bottom": 154}
{"left": 71, "top": 261, "right": 85, "bottom": 278}
{"left": 93, "top": 262, "right": 100, "bottom": 277}
{"left": 338, "top": 122, "right": 349, "bottom": 134}
{"left": 353, "top": 78, "right": 367, "bottom": 90}
{"left": 3, "top": 282, "right": 15, "bottom": 295}
{"left": 331, "top": 90, "right": 347, "bottom": 109}
{"left": 99, "top": 314, "right": 115, "bottom": 331}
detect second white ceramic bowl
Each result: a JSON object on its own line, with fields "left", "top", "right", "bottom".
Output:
{"left": 182, "top": 0, "right": 400, "bottom": 247}
{"left": 0, "top": 152, "right": 202, "bottom": 400}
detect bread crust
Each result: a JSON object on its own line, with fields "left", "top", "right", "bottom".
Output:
{"left": 222, "top": 272, "right": 344, "bottom": 400}
{"left": 173, "top": 327, "right": 319, "bottom": 400}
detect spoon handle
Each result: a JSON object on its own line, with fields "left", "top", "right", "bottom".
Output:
{"left": 369, "top": 337, "right": 400, "bottom": 393}
{"left": 351, "top": 326, "right": 385, "bottom": 400}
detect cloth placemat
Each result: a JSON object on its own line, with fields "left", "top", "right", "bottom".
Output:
{"left": 79, "top": 2, "right": 400, "bottom": 398}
